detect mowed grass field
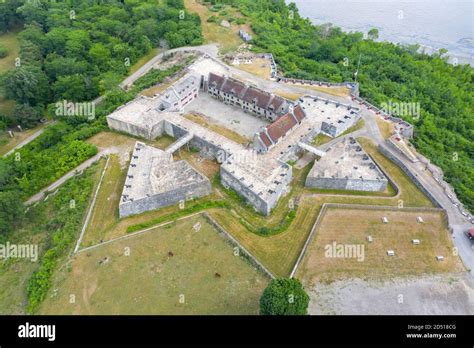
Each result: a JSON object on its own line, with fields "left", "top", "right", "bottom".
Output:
{"left": 40, "top": 216, "right": 270, "bottom": 315}
{"left": 81, "top": 154, "right": 128, "bottom": 247}
{"left": 293, "top": 83, "right": 350, "bottom": 98}
{"left": 296, "top": 208, "right": 464, "bottom": 285}
{"left": 235, "top": 58, "right": 272, "bottom": 80}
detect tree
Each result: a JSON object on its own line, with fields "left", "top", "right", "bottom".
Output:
{"left": 65, "top": 30, "right": 91, "bottom": 58}
{"left": 0, "top": 0, "right": 23, "bottom": 33}
{"left": 0, "top": 190, "right": 23, "bottom": 236}
{"left": 19, "top": 40, "right": 43, "bottom": 65}
{"left": 259, "top": 278, "right": 309, "bottom": 315}
{"left": 88, "top": 43, "right": 111, "bottom": 71}
{"left": 11, "top": 103, "right": 43, "bottom": 128}
{"left": 367, "top": 28, "right": 379, "bottom": 40}
{"left": 52, "top": 74, "right": 98, "bottom": 102}
{"left": 1, "top": 65, "right": 49, "bottom": 106}
{"left": 0, "top": 44, "right": 7, "bottom": 58}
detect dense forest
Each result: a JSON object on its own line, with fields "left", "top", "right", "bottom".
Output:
{"left": 0, "top": 0, "right": 202, "bottom": 128}
{"left": 223, "top": 0, "right": 472, "bottom": 212}
{"left": 0, "top": 0, "right": 202, "bottom": 236}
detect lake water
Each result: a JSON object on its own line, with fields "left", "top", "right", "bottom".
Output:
{"left": 291, "top": 0, "right": 474, "bottom": 65}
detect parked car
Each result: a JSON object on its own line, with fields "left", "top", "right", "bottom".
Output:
{"left": 466, "top": 228, "right": 474, "bottom": 241}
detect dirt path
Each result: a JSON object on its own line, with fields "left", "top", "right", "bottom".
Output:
{"left": 2, "top": 121, "right": 57, "bottom": 158}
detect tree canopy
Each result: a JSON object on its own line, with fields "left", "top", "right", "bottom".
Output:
{"left": 0, "top": 0, "right": 203, "bottom": 125}
{"left": 260, "top": 278, "right": 310, "bottom": 315}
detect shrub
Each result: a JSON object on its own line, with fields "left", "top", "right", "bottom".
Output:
{"left": 0, "top": 44, "right": 8, "bottom": 58}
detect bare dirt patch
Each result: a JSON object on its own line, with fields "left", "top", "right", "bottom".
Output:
{"left": 309, "top": 274, "right": 474, "bottom": 315}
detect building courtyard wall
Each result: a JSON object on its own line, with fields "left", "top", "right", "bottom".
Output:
{"left": 119, "top": 178, "right": 212, "bottom": 218}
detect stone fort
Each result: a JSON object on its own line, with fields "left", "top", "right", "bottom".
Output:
{"left": 107, "top": 56, "right": 387, "bottom": 216}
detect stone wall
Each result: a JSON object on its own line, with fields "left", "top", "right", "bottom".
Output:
{"left": 378, "top": 145, "right": 442, "bottom": 208}
{"left": 220, "top": 166, "right": 269, "bottom": 215}
{"left": 220, "top": 163, "right": 292, "bottom": 216}
{"left": 321, "top": 113, "right": 361, "bottom": 138}
{"left": 119, "top": 179, "right": 212, "bottom": 218}
{"left": 107, "top": 117, "right": 151, "bottom": 139}
{"left": 305, "top": 177, "right": 387, "bottom": 192}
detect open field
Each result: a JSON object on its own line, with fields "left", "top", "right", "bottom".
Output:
{"left": 173, "top": 148, "right": 220, "bottom": 179}
{"left": 358, "top": 137, "right": 433, "bottom": 207}
{"left": 297, "top": 207, "right": 463, "bottom": 284}
{"left": 41, "top": 216, "right": 269, "bottom": 314}
{"left": 275, "top": 90, "right": 304, "bottom": 101}
{"left": 86, "top": 131, "right": 175, "bottom": 152}
{"left": 86, "top": 131, "right": 137, "bottom": 152}
{"left": 289, "top": 83, "right": 351, "bottom": 98}
{"left": 81, "top": 155, "right": 129, "bottom": 247}
{"left": 128, "top": 48, "right": 160, "bottom": 75}
{"left": 140, "top": 76, "right": 180, "bottom": 97}
{"left": 185, "top": 0, "right": 249, "bottom": 54}
{"left": 235, "top": 58, "right": 272, "bottom": 80}
{"left": 340, "top": 119, "right": 365, "bottom": 137}
{"left": 149, "top": 134, "right": 176, "bottom": 149}
{"left": 306, "top": 182, "right": 397, "bottom": 198}
{"left": 0, "top": 162, "right": 104, "bottom": 314}
{"left": 0, "top": 230, "right": 47, "bottom": 314}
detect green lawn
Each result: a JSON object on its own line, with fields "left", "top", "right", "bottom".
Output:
{"left": 81, "top": 154, "right": 128, "bottom": 247}
{"left": 0, "top": 29, "right": 20, "bottom": 73}
{"left": 312, "top": 133, "right": 332, "bottom": 146}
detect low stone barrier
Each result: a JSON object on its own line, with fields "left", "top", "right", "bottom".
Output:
{"left": 203, "top": 212, "right": 275, "bottom": 279}
{"left": 378, "top": 145, "right": 442, "bottom": 208}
